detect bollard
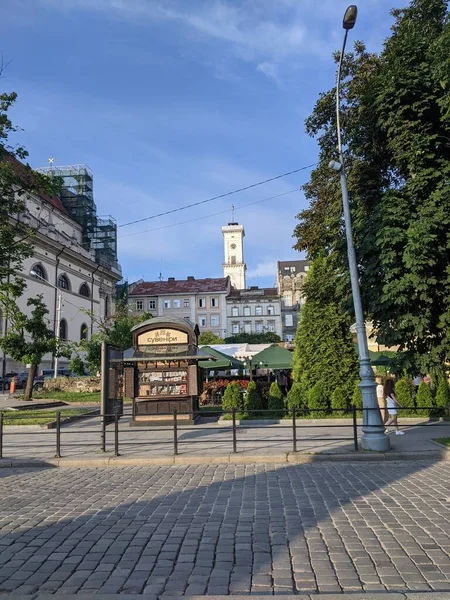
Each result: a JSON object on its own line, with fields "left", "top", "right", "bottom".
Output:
{"left": 232, "top": 407, "right": 237, "bottom": 453}
{"left": 173, "top": 409, "right": 178, "bottom": 456}
{"left": 292, "top": 408, "right": 297, "bottom": 453}
{"left": 114, "top": 412, "right": 119, "bottom": 457}
{"left": 55, "top": 410, "right": 61, "bottom": 458}
{"left": 100, "top": 415, "right": 106, "bottom": 453}
{"left": 352, "top": 403, "right": 358, "bottom": 451}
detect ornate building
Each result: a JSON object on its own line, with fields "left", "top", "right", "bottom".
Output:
{"left": 222, "top": 220, "right": 246, "bottom": 290}
{"left": 276, "top": 260, "right": 309, "bottom": 342}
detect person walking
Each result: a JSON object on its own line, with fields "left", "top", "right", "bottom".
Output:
{"left": 376, "top": 376, "right": 388, "bottom": 424}
{"left": 384, "top": 378, "right": 404, "bottom": 435}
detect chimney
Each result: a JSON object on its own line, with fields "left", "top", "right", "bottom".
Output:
{"left": 187, "top": 276, "right": 195, "bottom": 281}
{"left": 168, "top": 277, "right": 175, "bottom": 283}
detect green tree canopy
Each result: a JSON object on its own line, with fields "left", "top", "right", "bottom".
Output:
{"left": 198, "top": 331, "right": 224, "bottom": 345}
{"left": 224, "top": 332, "right": 281, "bottom": 344}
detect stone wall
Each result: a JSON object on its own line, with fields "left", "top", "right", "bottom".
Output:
{"left": 43, "top": 377, "right": 101, "bottom": 393}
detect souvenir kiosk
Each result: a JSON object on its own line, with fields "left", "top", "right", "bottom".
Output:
{"left": 124, "top": 317, "right": 210, "bottom": 424}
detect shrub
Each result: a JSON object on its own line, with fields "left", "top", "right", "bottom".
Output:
{"left": 70, "top": 355, "right": 86, "bottom": 377}
{"left": 222, "top": 382, "right": 242, "bottom": 413}
{"left": 244, "top": 381, "right": 262, "bottom": 415}
{"left": 435, "top": 377, "right": 450, "bottom": 415}
{"left": 287, "top": 383, "right": 303, "bottom": 414}
{"left": 394, "top": 378, "right": 415, "bottom": 416}
{"left": 352, "top": 381, "right": 363, "bottom": 412}
{"left": 308, "top": 382, "right": 328, "bottom": 418}
{"left": 268, "top": 382, "right": 285, "bottom": 417}
{"left": 416, "top": 381, "right": 434, "bottom": 417}
{"left": 331, "top": 386, "right": 348, "bottom": 417}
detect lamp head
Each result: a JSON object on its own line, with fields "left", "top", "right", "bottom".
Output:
{"left": 343, "top": 5, "right": 357, "bottom": 30}
{"left": 30, "top": 269, "right": 38, "bottom": 277}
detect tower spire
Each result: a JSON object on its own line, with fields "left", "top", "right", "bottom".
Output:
{"left": 231, "top": 204, "right": 235, "bottom": 222}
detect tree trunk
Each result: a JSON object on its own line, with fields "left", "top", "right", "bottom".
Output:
{"left": 23, "top": 363, "right": 37, "bottom": 401}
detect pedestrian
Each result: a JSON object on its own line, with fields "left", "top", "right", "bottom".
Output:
{"left": 413, "top": 375, "right": 422, "bottom": 398}
{"left": 383, "top": 378, "right": 404, "bottom": 435}
{"left": 423, "top": 374, "right": 431, "bottom": 385}
{"left": 376, "top": 376, "right": 387, "bottom": 424}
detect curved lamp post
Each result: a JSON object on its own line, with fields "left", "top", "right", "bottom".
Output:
{"left": 30, "top": 269, "right": 63, "bottom": 380}
{"left": 330, "top": 5, "right": 390, "bottom": 451}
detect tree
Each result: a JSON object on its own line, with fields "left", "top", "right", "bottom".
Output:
{"left": 294, "top": 0, "right": 450, "bottom": 377}
{"left": 70, "top": 355, "right": 86, "bottom": 377}
{"left": 0, "top": 295, "right": 69, "bottom": 400}
{"left": 224, "top": 332, "right": 281, "bottom": 344}
{"left": 267, "top": 381, "right": 285, "bottom": 417}
{"left": 394, "top": 378, "right": 415, "bottom": 417}
{"left": 198, "top": 331, "right": 224, "bottom": 345}
{"left": 308, "top": 382, "right": 328, "bottom": 418}
{"left": 287, "top": 382, "right": 303, "bottom": 414}
{"left": 435, "top": 377, "right": 450, "bottom": 413}
{"left": 331, "top": 387, "right": 348, "bottom": 417}
{"left": 292, "top": 257, "right": 358, "bottom": 403}
{"left": 416, "top": 381, "right": 434, "bottom": 417}
{"left": 244, "top": 380, "right": 262, "bottom": 415}
{"left": 222, "top": 381, "right": 241, "bottom": 413}
{"left": 80, "top": 303, "right": 152, "bottom": 374}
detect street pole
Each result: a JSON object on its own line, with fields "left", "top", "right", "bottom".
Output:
{"left": 330, "top": 5, "right": 390, "bottom": 451}
{"left": 54, "top": 291, "right": 62, "bottom": 379}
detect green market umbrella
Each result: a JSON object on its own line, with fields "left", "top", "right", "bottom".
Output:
{"left": 198, "top": 346, "right": 245, "bottom": 370}
{"left": 251, "top": 344, "right": 293, "bottom": 370}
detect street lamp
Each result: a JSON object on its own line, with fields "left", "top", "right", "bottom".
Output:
{"left": 30, "top": 269, "right": 63, "bottom": 380}
{"left": 330, "top": 6, "right": 390, "bottom": 451}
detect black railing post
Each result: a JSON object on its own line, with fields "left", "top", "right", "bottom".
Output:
{"left": 114, "top": 412, "right": 120, "bottom": 457}
{"left": 173, "top": 409, "right": 178, "bottom": 456}
{"left": 0, "top": 411, "right": 3, "bottom": 459}
{"left": 292, "top": 408, "right": 297, "bottom": 453}
{"left": 232, "top": 407, "right": 237, "bottom": 453}
{"left": 100, "top": 415, "right": 106, "bottom": 453}
{"left": 55, "top": 410, "right": 61, "bottom": 458}
{"left": 352, "top": 403, "right": 358, "bottom": 451}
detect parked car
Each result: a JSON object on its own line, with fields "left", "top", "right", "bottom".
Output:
{"left": 40, "top": 368, "right": 72, "bottom": 380}
{"left": 11, "top": 372, "right": 32, "bottom": 389}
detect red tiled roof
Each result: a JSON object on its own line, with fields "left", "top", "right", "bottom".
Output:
{"left": 130, "top": 277, "right": 230, "bottom": 296}
{"left": 2, "top": 154, "right": 69, "bottom": 216}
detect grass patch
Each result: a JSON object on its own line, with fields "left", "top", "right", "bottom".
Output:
{"left": 199, "top": 406, "right": 222, "bottom": 412}
{"left": 434, "top": 438, "right": 450, "bottom": 447}
{"left": 3, "top": 408, "right": 93, "bottom": 426}
{"left": 32, "top": 391, "right": 100, "bottom": 403}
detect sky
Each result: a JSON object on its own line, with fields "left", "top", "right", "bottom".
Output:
{"left": 3, "top": 0, "right": 409, "bottom": 288}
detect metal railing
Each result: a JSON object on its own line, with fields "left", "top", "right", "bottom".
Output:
{"left": 0, "top": 406, "right": 448, "bottom": 460}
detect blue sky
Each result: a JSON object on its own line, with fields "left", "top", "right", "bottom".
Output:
{"left": 4, "top": 0, "right": 408, "bottom": 287}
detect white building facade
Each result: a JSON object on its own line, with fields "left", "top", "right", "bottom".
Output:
{"left": 226, "top": 287, "right": 283, "bottom": 339}
{"left": 277, "top": 260, "right": 309, "bottom": 343}
{"left": 128, "top": 277, "right": 231, "bottom": 338}
{"left": 0, "top": 162, "right": 122, "bottom": 374}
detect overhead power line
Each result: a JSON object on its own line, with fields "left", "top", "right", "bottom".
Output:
{"left": 119, "top": 188, "right": 300, "bottom": 239}
{"left": 118, "top": 163, "right": 317, "bottom": 228}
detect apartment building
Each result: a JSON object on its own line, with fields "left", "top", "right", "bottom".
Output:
{"left": 226, "top": 287, "right": 282, "bottom": 339}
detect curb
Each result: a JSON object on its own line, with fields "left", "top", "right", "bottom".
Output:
{"left": 0, "top": 448, "right": 448, "bottom": 468}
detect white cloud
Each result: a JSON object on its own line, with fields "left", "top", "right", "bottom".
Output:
{"left": 247, "top": 260, "right": 278, "bottom": 280}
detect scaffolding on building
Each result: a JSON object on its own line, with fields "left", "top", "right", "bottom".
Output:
{"left": 37, "top": 164, "right": 118, "bottom": 269}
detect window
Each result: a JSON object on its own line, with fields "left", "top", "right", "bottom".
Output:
{"left": 290, "top": 266, "right": 296, "bottom": 273}
{"left": 267, "top": 305, "right": 274, "bottom": 316}
{"left": 148, "top": 300, "right": 156, "bottom": 310}
{"left": 79, "top": 283, "right": 90, "bottom": 298}
{"left": 285, "top": 334, "right": 294, "bottom": 342}
{"left": 284, "top": 266, "right": 289, "bottom": 271}
{"left": 232, "top": 323, "right": 239, "bottom": 334}
{"left": 199, "top": 316, "right": 207, "bottom": 327}
{"left": 267, "top": 321, "right": 275, "bottom": 332}
{"left": 285, "top": 314, "right": 294, "bottom": 327}
{"left": 136, "top": 300, "right": 143, "bottom": 311}
{"left": 231, "top": 256, "right": 236, "bottom": 265}
{"left": 59, "top": 319, "right": 68, "bottom": 340}
{"left": 164, "top": 300, "right": 171, "bottom": 309}
{"left": 255, "top": 322, "right": 263, "bottom": 334}
{"left": 31, "top": 263, "right": 47, "bottom": 281}
{"left": 104, "top": 295, "right": 110, "bottom": 317}
{"left": 243, "top": 306, "right": 251, "bottom": 316}
{"left": 244, "top": 322, "right": 251, "bottom": 334}
{"left": 198, "top": 298, "right": 205, "bottom": 308}
{"left": 58, "top": 274, "right": 70, "bottom": 290}
{"left": 211, "top": 297, "right": 219, "bottom": 308}
{"left": 211, "top": 315, "right": 219, "bottom": 327}
{"left": 231, "top": 306, "right": 239, "bottom": 317}
{"left": 173, "top": 300, "right": 181, "bottom": 309}
{"left": 183, "top": 299, "right": 190, "bottom": 308}
{"left": 255, "top": 306, "right": 262, "bottom": 316}
{"left": 282, "top": 295, "right": 291, "bottom": 307}
{"left": 80, "top": 323, "right": 88, "bottom": 341}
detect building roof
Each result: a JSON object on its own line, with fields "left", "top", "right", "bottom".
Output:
{"left": 227, "top": 287, "right": 279, "bottom": 300}
{"left": 3, "top": 154, "right": 69, "bottom": 216}
{"left": 277, "top": 259, "right": 309, "bottom": 273}
{"left": 129, "top": 277, "right": 230, "bottom": 296}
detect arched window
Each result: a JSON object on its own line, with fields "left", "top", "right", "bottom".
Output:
{"left": 31, "top": 263, "right": 47, "bottom": 281}
{"left": 79, "top": 283, "right": 90, "bottom": 298}
{"left": 59, "top": 319, "right": 68, "bottom": 341}
{"left": 58, "top": 274, "right": 71, "bottom": 291}
{"left": 80, "top": 323, "right": 88, "bottom": 341}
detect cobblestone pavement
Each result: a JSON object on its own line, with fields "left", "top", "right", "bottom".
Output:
{"left": 1, "top": 461, "right": 450, "bottom": 596}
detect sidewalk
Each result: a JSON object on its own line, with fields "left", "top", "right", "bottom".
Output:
{"left": 0, "top": 406, "right": 449, "bottom": 467}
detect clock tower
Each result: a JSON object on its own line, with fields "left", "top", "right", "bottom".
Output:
{"left": 222, "top": 216, "right": 246, "bottom": 290}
